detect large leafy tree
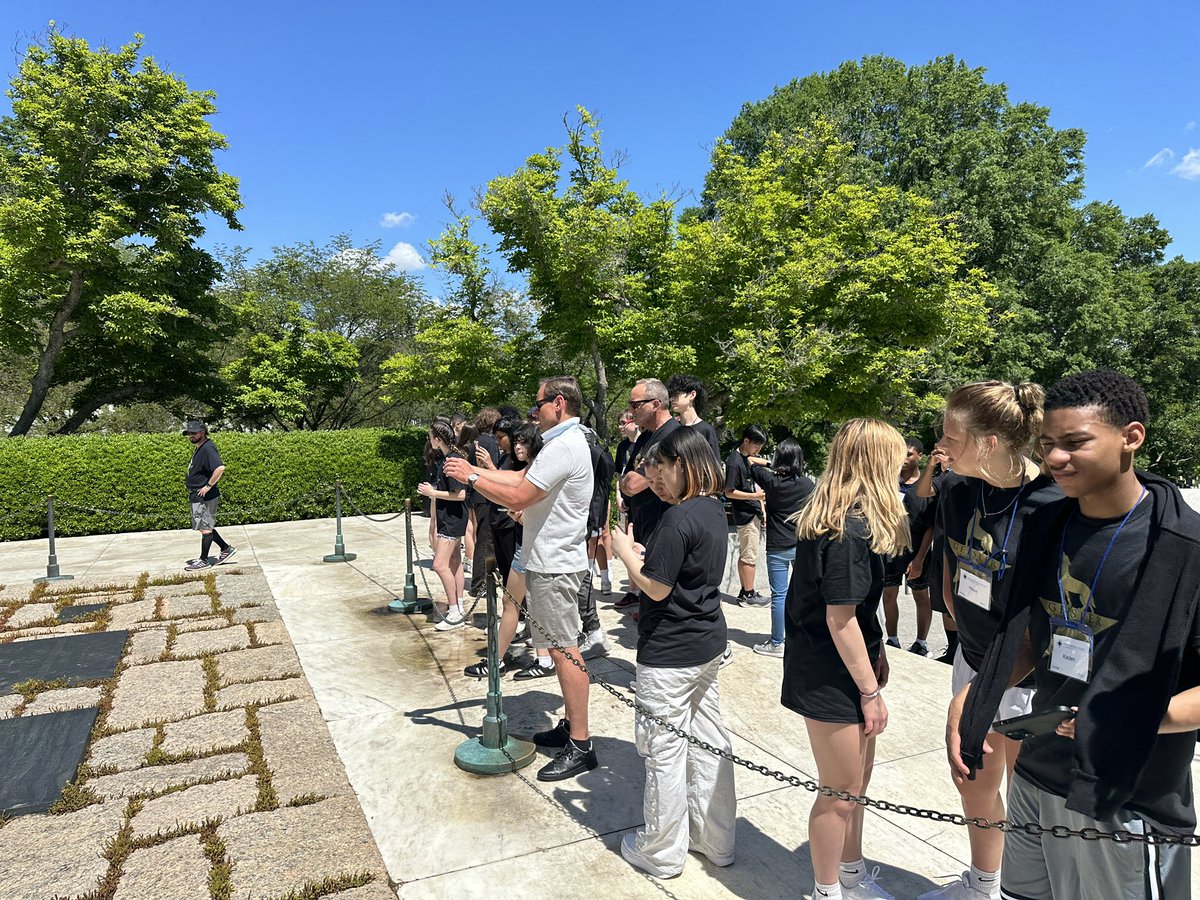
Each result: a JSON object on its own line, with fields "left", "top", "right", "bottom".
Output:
{"left": 672, "top": 122, "right": 993, "bottom": 430}
{"left": 0, "top": 29, "right": 242, "bottom": 436}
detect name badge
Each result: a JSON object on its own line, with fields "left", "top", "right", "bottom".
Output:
{"left": 1049, "top": 633, "right": 1091, "bottom": 683}
{"left": 956, "top": 565, "right": 993, "bottom": 610}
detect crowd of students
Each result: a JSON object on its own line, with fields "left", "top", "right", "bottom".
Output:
{"left": 418, "top": 369, "right": 1200, "bottom": 900}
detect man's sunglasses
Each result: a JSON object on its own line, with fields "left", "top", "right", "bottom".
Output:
{"left": 533, "top": 394, "right": 562, "bottom": 409}
{"left": 629, "top": 398, "right": 658, "bottom": 409}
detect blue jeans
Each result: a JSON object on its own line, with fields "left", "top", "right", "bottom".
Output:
{"left": 765, "top": 548, "right": 795, "bottom": 644}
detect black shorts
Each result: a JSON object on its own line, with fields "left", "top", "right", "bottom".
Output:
{"left": 882, "top": 571, "right": 929, "bottom": 591}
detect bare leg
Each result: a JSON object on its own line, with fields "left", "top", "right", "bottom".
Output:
{"left": 882, "top": 585, "right": 900, "bottom": 637}
{"left": 551, "top": 645, "right": 590, "bottom": 741}
{"left": 805, "top": 718, "right": 871, "bottom": 886}
{"left": 913, "top": 588, "right": 932, "bottom": 641}
{"left": 431, "top": 538, "right": 459, "bottom": 611}
{"left": 954, "top": 726, "right": 1009, "bottom": 872}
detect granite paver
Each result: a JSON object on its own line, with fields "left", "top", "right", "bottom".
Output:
{"left": 258, "top": 699, "right": 348, "bottom": 802}
{"left": 0, "top": 693, "right": 23, "bottom": 719}
{"left": 172, "top": 625, "right": 250, "bottom": 657}
{"left": 107, "top": 659, "right": 206, "bottom": 728}
{"left": 126, "top": 627, "right": 168, "bottom": 664}
{"left": 4, "top": 602, "right": 57, "bottom": 629}
{"left": 216, "top": 677, "right": 310, "bottom": 709}
{"left": 114, "top": 834, "right": 211, "bottom": 900}
{"left": 161, "top": 708, "right": 248, "bottom": 755}
{"left": 232, "top": 603, "right": 282, "bottom": 624}
{"left": 89, "top": 751, "right": 250, "bottom": 799}
{"left": 252, "top": 620, "right": 289, "bottom": 645}
{"left": 23, "top": 684, "right": 103, "bottom": 715}
{"left": 107, "top": 599, "right": 157, "bottom": 630}
{"left": 217, "top": 644, "right": 302, "bottom": 685}
{"left": 160, "top": 594, "right": 216, "bottom": 618}
{"left": 87, "top": 728, "right": 156, "bottom": 771}
{"left": 0, "top": 800, "right": 125, "bottom": 899}
{"left": 131, "top": 774, "right": 259, "bottom": 837}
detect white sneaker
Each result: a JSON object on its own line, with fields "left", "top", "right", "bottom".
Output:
{"left": 842, "top": 866, "right": 895, "bottom": 899}
{"left": 434, "top": 612, "right": 466, "bottom": 631}
{"left": 600, "top": 579, "right": 612, "bottom": 595}
{"left": 753, "top": 639, "right": 785, "bottom": 658}
{"left": 718, "top": 641, "right": 735, "bottom": 669}
{"left": 917, "top": 873, "right": 994, "bottom": 900}
{"left": 579, "top": 628, "right": 611, "bottom": 660}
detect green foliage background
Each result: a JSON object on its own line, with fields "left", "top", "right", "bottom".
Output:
{"left": 0, "top": 427, "right": 426, "bottom": 541}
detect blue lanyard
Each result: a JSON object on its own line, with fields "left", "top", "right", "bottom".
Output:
{"left": 967, "top": 475, "right": 1026, "bottom": 580}
{"left": 1055, "top": 487, "right": 1147, "bottom": 629}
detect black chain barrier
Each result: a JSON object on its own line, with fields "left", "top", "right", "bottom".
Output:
{"left": 480, "top": 574, "right": 1199, "bottom": 848}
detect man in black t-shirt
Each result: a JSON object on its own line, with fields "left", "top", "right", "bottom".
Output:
{"left": 724, "top": 425, "right": 767, "bottom": 606}
{"left": 882, "top": 438, "right": 933, "bottom": 655}
{"left": 950, "top": 371, "right": 1200, "bottom": 900}
{"left": 666, "top": 373, "right": 721, "bottom": 463}
{"left": 182, "top": 421, "right": 235, "bottom": 571}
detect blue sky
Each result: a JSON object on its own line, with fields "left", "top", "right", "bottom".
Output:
{"left": 3, "top": 1, "right": 1197, "bottom": 297}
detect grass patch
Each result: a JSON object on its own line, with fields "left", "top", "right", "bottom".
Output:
{"left": 245, "top": 622, "right": 260, "bottom": 647}
{"left": 274, "top": 873, "right": 376, "bottom": 899}
{"left": 153, "top": 594, "right": 166, "bottom": 620}
{"left": 29, "top": 581, "right": 48, "bottom": 602}
{"left": 203, "top": 825, "right": 232, "bottom": 900}
{"left": 244, "top": 706, "right": 278, "bottom": 812}
{"left": 286, "top": 792, "right": 327, "bottom": 808}
{"left": 147, "top": 573, "right": 209, "bottom": 588}
{"left": 132, "top": 572, "right": 149, "bottom": 602}
{"left": 48, "top": 779, "right": 102, "bottom": 814}
{"left": 160, "top": 622, "right": 179, "bottom": 660}
{"left": 203, "top": 656, "right": 220, "bottom": 712}
{"left": 204, "top": 572, "right": 221, "bottom": 614}
{"left": 11, "top": 676, "right": 70, "bottom": 702}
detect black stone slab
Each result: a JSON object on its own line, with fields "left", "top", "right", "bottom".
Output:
{"left": 57, "top": 603, "right": 107, "bottom": 623}
{"left": 0, "top": 630, "right": 128, "bottom": 693}
{"left": 0, "top": 706, "right": 99, "bottom": 817}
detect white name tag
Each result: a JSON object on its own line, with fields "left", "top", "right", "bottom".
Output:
{"left": 956, "top": 566, "right": 993, "bottom": 610}
{"left": 1049, "top": 634, "right": 1091, "bottom": 683}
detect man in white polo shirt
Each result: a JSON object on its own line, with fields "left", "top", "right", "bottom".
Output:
{"left": 445, "top": 375, "right": 596, "bottom": 781}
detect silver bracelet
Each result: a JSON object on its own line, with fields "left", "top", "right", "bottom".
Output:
{"left": 860, "top": 686, "right": 883, "bottom": 700}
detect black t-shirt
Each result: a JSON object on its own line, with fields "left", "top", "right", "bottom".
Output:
{"left": 627, "top": 418, "right": 682, "bottom": 542}
{"left": 724, "top": 450, "right": 762, "bottom": 526}
{"left": 1017, "top": 495, "right": 1200, "bottom": 832}
{"left": 638, "top": 496, "right": 729, "bottom": 667}
{"left": 469, "top": 434, "right": 501, "bottom": 509}
{"left": 687, "top": 421, "right": 721, "bottom": 463}
{"left": 186, "top": 439, "right": 224, "bottom": 502}
{"left": 885, "top": 479, "right": 928, "bottom": 577}
{"left": 588, "top": 443, "right": 615, "bottom": 532}
{"left": 615, "top": 437, "right": 635, "bottom": 478}
{"left": 940, "top": 472, "right": 1062, "bottom": 669}
{"left": 434, "top": 458, "right": 467, "bottom": 538}
{"left": 750, "top": 465, "right": 815, "bottom": 551}
{"left": 490, "top": 454, "right": 524, "bottom": 532}
{"left": 782, "top": 517, "right": 885, "bottom": 724}
{"left": 919, "top": 474, "right": 947, "bottom": 606}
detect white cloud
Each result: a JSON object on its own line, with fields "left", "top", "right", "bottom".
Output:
{"left": 1143, "top": 147, "right": 1174, "bottom": 168}
{"left": 1186, "top": 121, "right": 1197, "bottom": 131}
{"left": 382, "top": 241, "right": 426, "bottom": 271}
{"left": 380, "top": 211, "right": 415, "bottom": 228}
{"left": 1173, "top": 149, "right": 1200, "bottom": 180}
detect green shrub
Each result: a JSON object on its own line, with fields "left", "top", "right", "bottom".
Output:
{"left": 0, "top": 428, "right": 427, "bottom": 541}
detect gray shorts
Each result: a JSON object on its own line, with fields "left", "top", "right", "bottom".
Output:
{"left": 525, "top": 570, "right": 585, "bottom": 650}
{"left": 1002, "top": 772, "right": 1191, "bottom": 899}
{"left": 191, "top": 498, "right": 219, "bottom": 531}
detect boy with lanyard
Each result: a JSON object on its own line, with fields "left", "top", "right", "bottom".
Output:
{"left": 950, "top": 370, "right": 1200, "bottom": 900}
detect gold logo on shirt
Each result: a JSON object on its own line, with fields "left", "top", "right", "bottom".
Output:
{"left": 1038, "top": 553, "right": 1118, "bottom": 646}
{"left": 947, "top": 510, "right": 1001, "bottom": 574}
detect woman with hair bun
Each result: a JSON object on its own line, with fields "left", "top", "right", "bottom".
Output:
{"left": 918, "top": 382, "right": 1061, "bottom": 900}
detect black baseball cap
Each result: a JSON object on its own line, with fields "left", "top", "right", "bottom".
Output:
{"left": 181, "top": 420, "right": 207, "bottom": 434}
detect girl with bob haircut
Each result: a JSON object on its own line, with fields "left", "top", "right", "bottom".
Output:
{"left": 417, "top": 419, "right": 470, "bottom": 631}
{"left": 918, "top": 381, "right": 1060, "bottom": 900}
{"left": 782, "top": 418, "right": 910, "bottom": 900}
{"left": 611, "top": 426, "right": 736, "bottom": 879}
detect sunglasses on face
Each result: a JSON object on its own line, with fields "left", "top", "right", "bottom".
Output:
{"left": 533, "top": 394, "right": 561, "bottom": 409}
{"left": 629, "top": 398, "right": 658, "bottom": 409}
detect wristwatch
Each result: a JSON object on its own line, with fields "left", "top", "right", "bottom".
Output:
{"left": 468, "top": 473, "right": 479, "bottom": 485}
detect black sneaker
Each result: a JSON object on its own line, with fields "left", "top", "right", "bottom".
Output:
{"left": 907, "top": 642, "right": 930, "bottom": 657}
{"left": 218, "top": 546, "right": 237, "bottom": 564}
{"left": 184, "top": 558, "right": 211, "bottom": 571}
{"left": 513, "top": 661, "right": 556, "bottom": 681}
{"left": 935, "top": 649, "right": 955, "bottom": 665}
{"left": 613, "top": 592, "right": 640, "bottom": 610}
{"left": 536, "top": 739, "right": 598, "bottom": 782}
{"left": 532, "top": 718, "right": 571, "bottom": 747}
{"left": 464, "top": 658, "right": 506, "bottom": 679}
{"left": 886, "top": 637, "right": 902, "bottom": 649}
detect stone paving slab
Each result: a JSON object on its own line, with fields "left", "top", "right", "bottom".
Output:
{"left": 172, "top": 624, "right": 251, "bottom": 657}
{"left": 161, "top": 708, "right": 248, "bottom": 755}
{"left": 217, "top": 644, "right": 302, "bottom": 685}
{"left": 4, "top": 602, "right": 57, "bottom": 629}
{"left": 90, "top": 751, "right": 250, "bottom": 799}
{"left": 258, "top": 699, "right": 347, "bottom": 802}
{"left": 114, "top": 834, "right": 211, "bottom": 900}
{"left": 131, "top": 774, "right": 259, "bottom": 837}
{"left": 0, "top": 693, "right": 22, "bottom": 718}
{"left": 23, "top": 684, "right": 103, "bottom": 715}
{"left": 107, "top": 659, "right": 206, "bottom": 729}
{"left": 0, "top": 800, "right": 125, "bottom": 899}
{"left": 126, "top": 627, "right": 168, "bottom": 664}
{"left": 216, "top": 676, "right": 311, "bottom": 709}
{"left": 107, "top": 599, "right": 157, "bottom": 630}
{"left": 160, "top": 594, "right": 216, "bottom": 618}
{"left": 88, "top": 728, "right": 156, "bottom": 771}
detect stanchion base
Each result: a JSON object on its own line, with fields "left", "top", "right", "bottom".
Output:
{"left": 34, "top": 574, "right": 74, "bottom": 583}
{"left": 454, "top": 737, "right": 536, "bottom": 775}
{"left": 388, "top": 596, "right": 433, "bottom": 613}
{"left": 322, "top": 553, "right": 358, "bottom": 563}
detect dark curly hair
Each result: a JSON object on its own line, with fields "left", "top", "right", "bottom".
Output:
{"left": 1044, "top": 369, "right": 1149, "bottom": 427}
{"left": 666, "top": 374, "right": 708, "bottom": 412}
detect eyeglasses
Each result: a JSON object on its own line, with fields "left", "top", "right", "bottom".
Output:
{"left": 533, "top": 394, "right": 561, "bottom": 410}
{"left": 629, "top": 398, "right": 658, "bottom": 409}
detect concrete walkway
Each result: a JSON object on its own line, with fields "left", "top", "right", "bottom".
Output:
{"left": 2, "top": 511, "right": 1196, "bottom": 898}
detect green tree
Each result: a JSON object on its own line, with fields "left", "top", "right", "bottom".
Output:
{"left": 0, "top": 29, "right": 241, "bottom": 436}
{"left": 671, "top": 122, "right": 993, "bottom": 429}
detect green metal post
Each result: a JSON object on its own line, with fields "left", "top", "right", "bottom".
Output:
{"left": 389, "top": 498, "right": 431, "bottom": 613}
{"left": 322, "top": 478, "right": 357, "bottom": 563}
{"left": 455, "top": 561, "right": 534, "bottom": 774}
{"left": 35, "top": 495, "right": 74, "bottom": 583}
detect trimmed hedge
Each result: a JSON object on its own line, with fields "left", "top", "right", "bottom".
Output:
{"left": 0, "top": 428, "right": 426, "bottom": 542}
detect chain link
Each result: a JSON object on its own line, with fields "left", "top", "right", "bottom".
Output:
{"left": 494, "top": 576, "right": 1199, "bottom": 848}
{"left": 339, "top": 486, "right": 406, "bottom": 523}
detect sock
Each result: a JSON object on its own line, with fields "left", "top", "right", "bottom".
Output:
{"left": 201, "top": 533, "right": 214, "bottom": 559}
{"left": 813, "top": 881, "right": 842, "bottom": 899}
{"left": 839, "top": 858, "right": 866, "bottom": 887}
{"left": 537, "top": 654, "right": 553, "bottom": 668}
{"left": 570, "top": 737, "right": 592, "bottom": 752}
{"left": 946, "top": 630, "right": 959, "bottom": 655}
{"left": 915, "top": 638, "right": 928, "bottom": 649}
{"left": 210, "top": 530, "right": 229, "bottom": 552}
{"left": 599, "top": 568, "right": 610, "bottom": 583}
{"left": 969, "top": 865, "right": 1000, "bottom": 897}
{"left": 448, "top": 604, "right": 462, "bottom": 619}
{"left": 887, "top": 634, "right": 898, "bottom": 642}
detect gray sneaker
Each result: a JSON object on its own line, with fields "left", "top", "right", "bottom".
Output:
{"left": 578, "top": 628, "right": 611, "bottom": 660}
{"left": 737, "top": 590, "right": 770, "bottom": 608}
{"left": 753, "top": 640, "right": 784, "bottom": 658}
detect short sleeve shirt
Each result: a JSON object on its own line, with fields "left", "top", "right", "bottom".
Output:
{"left": 434, "top": 459, "right": 467, "bottom": 538}
{"left": 187, "top": 440, "right": 224, "bottom": 502}
{"left": 724, "top": 450, "right": 761, "bottom": 526}
{"left": 751, "top": 466, "right": 815, "bottom": 551}
{"left": 687, "top": 421, "right": 721, "bottom": 463}
{"left": 781, "top": 517, "right": 885, "bottom": 723}
{"left": 522, "top": 421, "right": 593, "bottom": 573}
{"left": 638, "top": 495, "right": 729, "bottom": 667}
{"left": 626, "top": 419, "right": 682, "bottom": 542}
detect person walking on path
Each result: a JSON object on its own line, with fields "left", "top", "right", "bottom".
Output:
{"left": 183, "top": 420, "right": 235, "bottom": 571}
{"left": 782, "top": 419, "right": 911, "bottom": 900}
{"left": 611, "top": 426, "right": 736, "bottom": 879}
{"left": 445, "top": 376, "right": 597, "bottom": 782}
{"left": 747, "top": 436, "right": 815, "bottom": 657}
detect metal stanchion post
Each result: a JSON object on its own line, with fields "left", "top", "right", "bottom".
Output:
{"left": 455, "top": 561, "right": 535, "bottom": 774}
{"left": 322, "top": 478, "right": 357, "bottom": 563}
{"left": 35, "top": 495, "right": 74, "bottom": 583}
{"left": 389, "top": 499, "right": 432, "bottom": 613}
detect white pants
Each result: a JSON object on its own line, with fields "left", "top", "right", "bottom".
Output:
{"left": 952, "top": 645, "right": 1034, "bottom": 724}
{"left": 630, "top": 654, "right": 737, "bottom": 876}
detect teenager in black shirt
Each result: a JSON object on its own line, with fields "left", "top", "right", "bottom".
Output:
{"left": 725, "top": 424, "right": 768, "bottom": 606}
{"left": 747, "top": 437, "right": 815, "bottom": 657}
{"left": 666, "top": 373, "right": 722, "bottom": 463}
{"left": 417, "top": 420, "right": 469, "bottom": 632}
{"left": 951, "top": 370, "right": 1200, "bottom": 899}
{"left": 782, "top": 419, "right": 910, "bottom": 900}
{"left": 920, "top": 381, "right": 1061, "bottom": 900}
{"left": 611, "top": 427, "right": 735, "bottom": 880}
{"left": 882, "top": 438, "right": 933, "bottom": 655}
